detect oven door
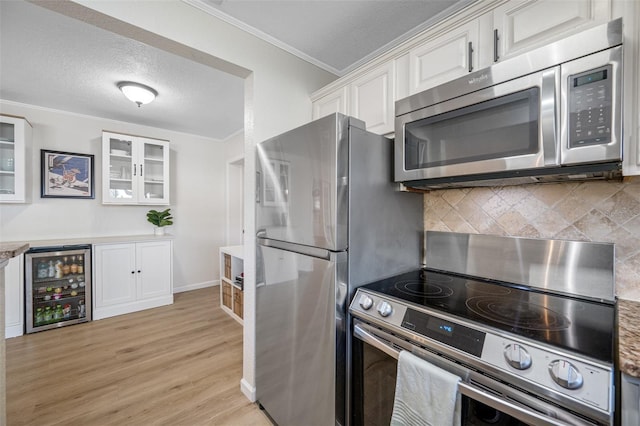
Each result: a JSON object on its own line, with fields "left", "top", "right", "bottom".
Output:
{"left": 350, "top": 320, "right": 593, "bottom": 426}
{"left": 394, "top": 67, "right": 559, "bottom": 183}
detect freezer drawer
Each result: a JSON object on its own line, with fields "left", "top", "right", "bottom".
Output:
{"left": 255, "top": 241, "right": 347, "bottom": 426}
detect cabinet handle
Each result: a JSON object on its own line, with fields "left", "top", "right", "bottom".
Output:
{"left": 133, "top": 164, "right": 137, "bottom": 176}
{"left": 131, "top": 271, "right": 135, "bottom": 274}
{"left": 140, "top": 164, "right": 143, "bottom": 177}
{"left": 137, "top": 270, "right": 141, "bottom": 273}
{"left": 494, "top": 29, "right": 499, "bottom": 63}
{"left": 468, "top": 41, "right": 474, "bottom": 72}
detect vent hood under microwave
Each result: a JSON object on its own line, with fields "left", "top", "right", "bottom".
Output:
{"left": 394, "top": 18, "right": 623, "bottom": 190}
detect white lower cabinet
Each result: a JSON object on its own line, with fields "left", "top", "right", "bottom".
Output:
{"left": 5, "top": 256, "right": 23, "bottom": 338}
{"left": 93, "top": 240, "right": 173, "bottom": 320}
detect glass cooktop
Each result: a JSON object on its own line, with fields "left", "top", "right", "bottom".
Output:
{"left": 361, "top": 269, "right": 616, "bottom": 363}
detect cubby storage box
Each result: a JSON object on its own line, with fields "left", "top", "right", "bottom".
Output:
{"left": 219, "top": 246, "right": 243, "bottom": 324}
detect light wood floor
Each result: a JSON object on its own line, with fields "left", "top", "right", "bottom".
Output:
{"left": 6, "top": 287, "right": 272, "bottom": 426}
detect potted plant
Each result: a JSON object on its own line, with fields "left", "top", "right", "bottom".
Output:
{"left": 147, "top": 208, "right": 173, "bottom": 236}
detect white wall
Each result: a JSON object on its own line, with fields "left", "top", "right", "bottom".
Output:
{"left": 225, "top": 131, "right": 245, "bottom": 246}
{"left": 0, "top": 100, "right": 227, "bottom": 293}
{"left": 21, "top": 0, "right": 337, "bottom": 402}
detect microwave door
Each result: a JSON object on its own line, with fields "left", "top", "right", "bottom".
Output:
{"left": 396, "top": 67, "right": 560, "bottom": 182}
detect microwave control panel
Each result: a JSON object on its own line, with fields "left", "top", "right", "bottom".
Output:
{"left": 568, "top": 65, "right": 613, "bottom": 148}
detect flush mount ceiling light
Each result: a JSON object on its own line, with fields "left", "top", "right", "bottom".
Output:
{"left": 117, "top": 81, "right": 158, "bottom": 107}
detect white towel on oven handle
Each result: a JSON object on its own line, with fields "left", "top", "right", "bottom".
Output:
{"left": 390, "top": 350, "right": 461, "bottom": 426}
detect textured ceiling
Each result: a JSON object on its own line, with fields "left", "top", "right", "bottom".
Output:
{"left": 0, "top": 0, "right": 245, "bottom": 140}
{"left": 0, "top": 0, "right": 472, "bottom": 139}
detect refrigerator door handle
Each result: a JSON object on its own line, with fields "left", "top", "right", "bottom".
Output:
{"left": 257, "top": 237, "right": 337, "bottom": 260}
{"left": 256, "top": 171, "right": 261, "bottom": 204}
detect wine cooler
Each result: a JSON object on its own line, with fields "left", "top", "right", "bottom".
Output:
{"left": 25, "top": 245, "right": 92, "bottom": 333}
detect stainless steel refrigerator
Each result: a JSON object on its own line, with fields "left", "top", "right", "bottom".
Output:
{"left": 255, "top": 113, "right": 423, "bottom": 426}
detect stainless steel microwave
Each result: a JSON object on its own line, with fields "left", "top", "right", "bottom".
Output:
{"left": 395, "top": 18, "right": 623, "bottom": 189}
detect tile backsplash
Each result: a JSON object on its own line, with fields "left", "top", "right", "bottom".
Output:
{"left": 423, "top": 178, "right": 640, "bottom": 300}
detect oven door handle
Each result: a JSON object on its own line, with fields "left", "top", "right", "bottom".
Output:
{"left": 353, "top": 323, "right": 578, "bottom": 426}
{"left": 354, "top": 322, "right": 402, "bottom": 360}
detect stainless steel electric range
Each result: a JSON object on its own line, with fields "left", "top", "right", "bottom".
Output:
{"left": 349, "top": 231, "right": 617, "bottom": 426}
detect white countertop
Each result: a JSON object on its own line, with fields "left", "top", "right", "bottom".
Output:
{"left": 5, "top": 234, "right": 174, "bottom": 249}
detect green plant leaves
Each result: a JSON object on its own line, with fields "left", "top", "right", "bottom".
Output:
{"left": 146, "top": 208, "right": 173, "bottom": 227}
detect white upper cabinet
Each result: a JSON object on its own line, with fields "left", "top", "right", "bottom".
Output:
{"left": 409, "top": 20, "right": 480, "bottom": 95}
{"left": 349, "top": 62, "right": 395, "bottom": 135}
{"left": 492, "top": 0, "right": 612, "bottom": 63}
{"left": 311, "top": 0, "right": 625, "bottom": 139}
{"left": 312, "top": 87, "right": 348, "bottom": 120}
{"left": 102, "top": 131, "right": 170, "bottom": 205}
{"left": 0, "top": 115, "right": 31, "bottom": 203}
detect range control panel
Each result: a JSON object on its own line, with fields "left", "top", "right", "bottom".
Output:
{"left": 568, "top": 65, "right": 613, "bottom": 148}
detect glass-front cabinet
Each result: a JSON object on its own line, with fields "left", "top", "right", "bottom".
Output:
{"left": 0, "top": 114, "right": 31, "bottom": 203}
{"left": 102, "top": 131, "right": 170, "bottom": 205}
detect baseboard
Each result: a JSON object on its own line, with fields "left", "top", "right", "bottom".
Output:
{"left": 240, "top": 378, "right": 256, "bottom": 402}
{"left": 173, "top": 280, "right": 219, "bottom": 293}
{"left": 5, "top": 324, "right": 23, "bottom": 339}
{"left": 93, "top": 295, "right": 174, "bottom": 320}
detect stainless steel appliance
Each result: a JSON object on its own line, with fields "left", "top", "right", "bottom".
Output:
{"left": 350, "top": 231, "right": 616, "bottom": 425}
{"left": 255, "top": 113, "right": 423, "bottom": 426}
{"left": 395, "top": 18, "right": 623, "bottom": 189}
{"left": 25, "top": 245, "right": 92, "bottom": 333}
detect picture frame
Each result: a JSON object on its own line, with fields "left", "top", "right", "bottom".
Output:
{"left": 41, "top": 149, "right": 94, "bottom": 199}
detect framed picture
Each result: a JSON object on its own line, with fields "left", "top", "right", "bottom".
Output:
{"left": 41, "top": 150, "right": 94, "bottom": 199}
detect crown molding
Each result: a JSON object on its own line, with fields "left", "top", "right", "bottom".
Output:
{"left": 183, "top": 0, "right": 342, "bottom": 76}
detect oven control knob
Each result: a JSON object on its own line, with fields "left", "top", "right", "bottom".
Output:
{"left": 548, "top": 360, "right": 583, "bottom": 390}
{"left": 504, "top": 344, "right": 532, "bottom": 370}
{"left": 359, "top": 295, "right": 374, "bottom": 310}
{"left": 377, "top": 301, "right": 393, "bottom": 317}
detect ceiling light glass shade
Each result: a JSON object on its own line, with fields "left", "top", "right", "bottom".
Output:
{"left": 118, "top": 82, "right": 158, "bottom": 107}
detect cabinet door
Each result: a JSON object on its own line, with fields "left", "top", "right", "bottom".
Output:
{"left": 5, "top": 256, "right": 23, "bottom": 337}
{"left": 312, "top": 87, "right": 348, "bottom": 120}
{"left": 0, "top": 116, "right": 30, "bottom": 203}
{"left": 102, "top": 132, "right": 137, "bottom": 204}
{"left": 136, "top": 138, "right": 170, "bottom": 205}
{"left": 409, "top": 19, "right": 480, "bottom": 95}
{"left": 102, "top": 132, "right": 170, "bottom": 205}
{"left": 349, "top": 62, "right": 395, "bottom": 135}
{"left": 136, "top": 241, "right": 172, "bottom": 300}
{"left": 492, "top": 0, "right": 611, "bottom": 61}
{"left": 94, "top": 244, "right": 137, "bottom": 308}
